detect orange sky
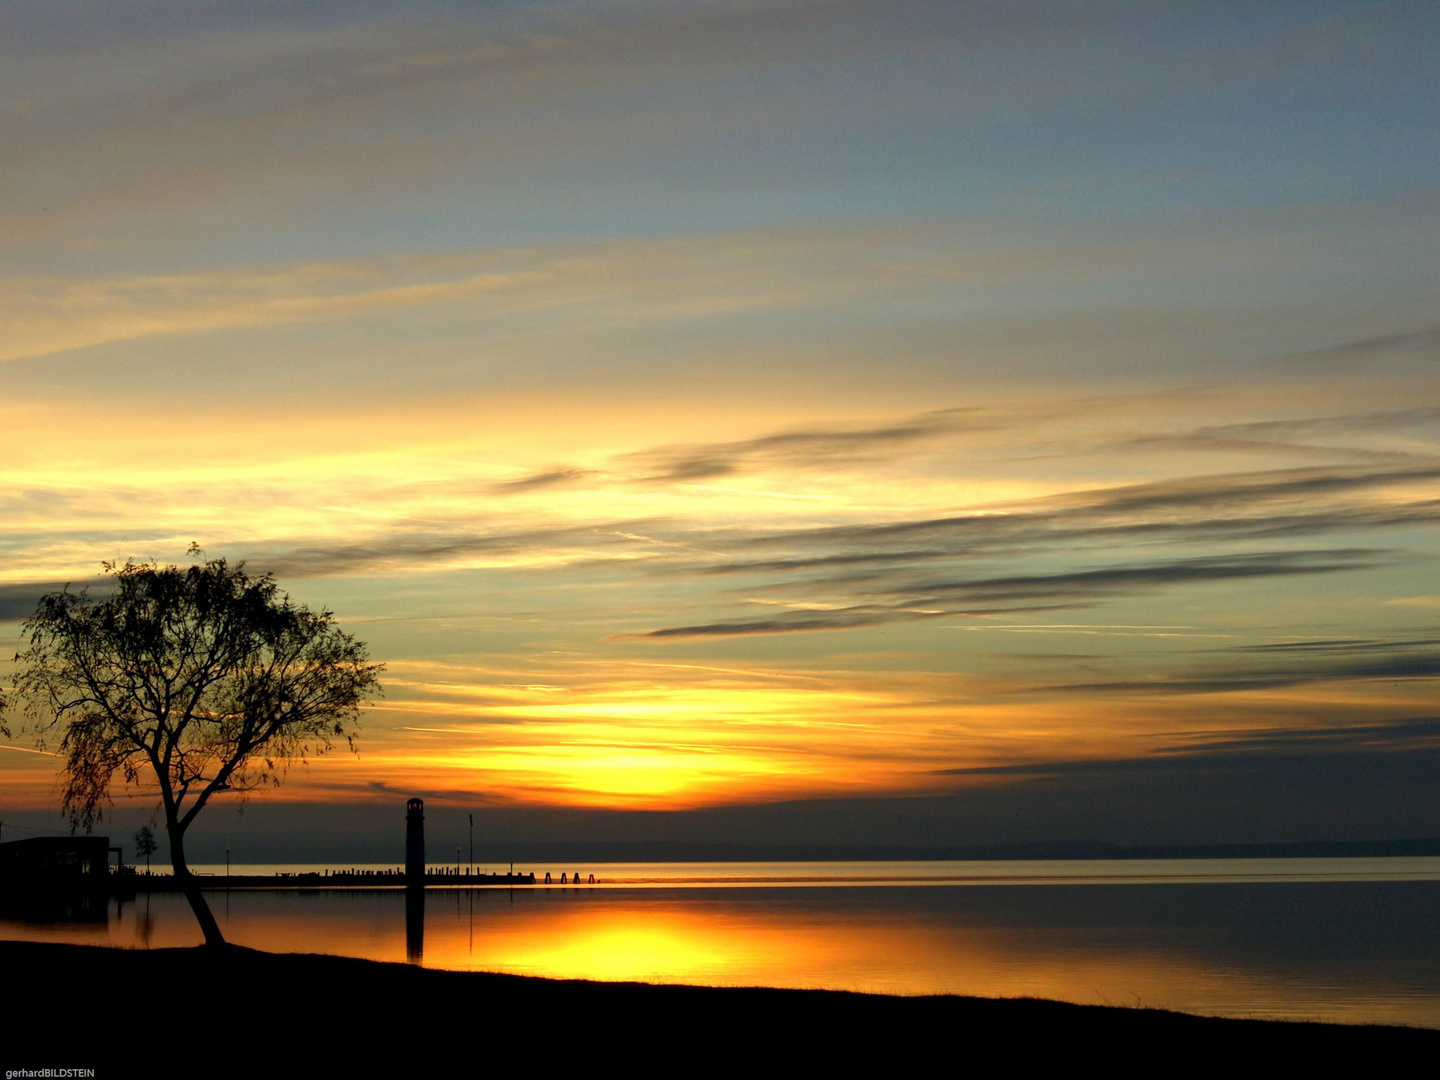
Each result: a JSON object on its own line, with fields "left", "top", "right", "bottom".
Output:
{"left": 3, "top": 1, "right": 1439, "bottom": 845}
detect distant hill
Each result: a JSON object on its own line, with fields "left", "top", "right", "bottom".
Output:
{"left": 460, "top": 837, "right": 1440, "bottom": 863}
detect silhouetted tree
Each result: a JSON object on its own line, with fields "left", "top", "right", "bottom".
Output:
{"left": 134, "top": 825, "right": 158, "bottom": 873}
{"left": 11, "top": 553, "right": 383, "bottom": 946}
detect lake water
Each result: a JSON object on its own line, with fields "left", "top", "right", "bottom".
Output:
{"left": 5, "top": 858, "right": 1440, "bottom": 1028}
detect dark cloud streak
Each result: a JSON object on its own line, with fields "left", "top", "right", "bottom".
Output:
{"left": 631, "top": 605, "right": 947, "bottom": 640}
{"left": 623, "top": 407, "right": 1000, "bottom": 483}
{"left": 489, "top": 468, "right": 596, "bottom": 493}
{"left": 937, "top": 716, "right": 1440, "bottom": 778}
{"left": 635, "top": 549, "right": 1383, "bottom": 640}
{"left": 0, "top": 580, "right": 104, "bottom": 622}
{"left": 1048, "top": 652, "right": 1440, "bottom": 696}
{"left": 1106, "top": 406, "right": 1440, "bottom": 461}
{"left": 889, "top": 549, "right": 1383, "bottom": 603}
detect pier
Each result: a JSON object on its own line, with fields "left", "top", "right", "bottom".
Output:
{"left": 4, "top": 800, "right": 603, "bottom": 895}
{"left": 84, "top": 869, "right": 601, "bottom": 892}
{"left": 98, "top": 867, "right": 599, "bottom": 891}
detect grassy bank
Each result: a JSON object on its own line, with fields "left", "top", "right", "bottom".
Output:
{"left": 3, "top": 939, "right": 1433, "bottom": 1073}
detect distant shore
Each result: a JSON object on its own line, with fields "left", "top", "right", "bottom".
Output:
{"left": 3, "top": 939, "right": 1434, "bottom": 1070}
{"left": 169, "top": 837, "right": 1440, "bottom": 866}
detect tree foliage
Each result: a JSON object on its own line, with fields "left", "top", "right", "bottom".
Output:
{"left": 134, "top": 825, "right": 158, "bottom": 872}
{"left": 10, "top": 554, "right": 383, "bottom": 943}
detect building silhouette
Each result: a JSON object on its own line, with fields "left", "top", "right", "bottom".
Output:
{"left": 0, "top": 836, "right": 116, "bottom": 886}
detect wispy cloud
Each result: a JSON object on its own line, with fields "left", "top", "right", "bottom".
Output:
{"left": 1229, "top": 636, "right": 1440, "bottom": 655}
{"left": 1104, "top": 406, "right": 1440, "bottom": 462}
{"left": 664, "top": 463, "right": 1440, "bottom": 594}
{"left": 1286, "top": 325, "right": 1440, "bottom": 373}
{"left": 0, "top": 227, "right": 987, "bottom": 362}
{"left": 1, "top": 0, "right": 1202, "bottom": 253}
{"left": 490, "top": 468, "right": 598, "bottom": 494}
{"left": 0, "top": 580, "right": 84, "bottom": 622}
{"left": 628, "top": 604, "right": 948, "bottom": 641}
{"left": 1049, "top": 652, "right": 1440, "bottom": 697}
{"left": 623, "top": 407, "right": 999, "bottom": 482}
{"left": 890, "top": 550, "right": 1384, "bottom": 604}
{"left": 634, "top": 550, "right": 1381, "bottom": 640}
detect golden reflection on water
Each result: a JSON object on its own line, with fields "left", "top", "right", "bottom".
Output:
{"left": 420, "top": 897, "right": 1268, "bottom": 1008}
{"left": 5, "top": 884, "right": 1440, "bottom": 1029}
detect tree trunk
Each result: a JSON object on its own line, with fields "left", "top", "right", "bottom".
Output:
{"left": 167, "top": 820, "right": 225, "bottom": 947}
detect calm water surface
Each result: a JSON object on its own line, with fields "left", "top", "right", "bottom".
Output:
{"left": 5, "top": 859, "right": 1439, "bottom": 1028}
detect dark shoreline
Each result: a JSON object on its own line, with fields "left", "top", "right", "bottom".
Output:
{"left": 3, "top": 939, "right": 1434, "bottom": 1072}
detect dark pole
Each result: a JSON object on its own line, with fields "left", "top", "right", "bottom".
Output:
{"left": 469, "top": 813, "right": 473, "bottom": 878}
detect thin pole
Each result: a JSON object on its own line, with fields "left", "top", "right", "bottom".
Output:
{"left": 468, "top": 813, "right": 474, "bottom": 878}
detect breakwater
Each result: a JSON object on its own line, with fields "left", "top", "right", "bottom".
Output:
{"left": 95, "top": 867, "right": 600, "bottom": 890}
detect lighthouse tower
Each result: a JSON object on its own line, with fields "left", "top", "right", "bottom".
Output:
{"left": 405, "top": 798, "right": 425, "bottom": 885}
